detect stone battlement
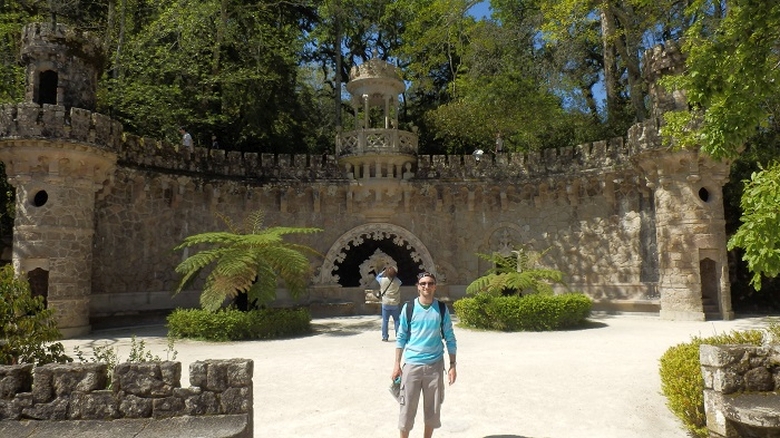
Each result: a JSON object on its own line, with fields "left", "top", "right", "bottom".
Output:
{"left": 0, "top": 103, "right": 122, "bottom": 151}
{"left": 0, "top": 103, "right": 669, "bottom": 183}
{"left": 117, "top": 135, "right": 646, "bottom": 182}
{"left": 0, "top": 359, "right": 253, "bottom": 437}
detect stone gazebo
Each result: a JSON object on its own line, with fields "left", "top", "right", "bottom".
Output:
{"left": 336, "top": 54, "right": 418, "bottom": 187}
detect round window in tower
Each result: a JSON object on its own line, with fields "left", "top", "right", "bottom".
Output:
{"left": 31, "top": 190, "right": 48, "bottom": 207}
{"left": 698, "top": 187, "right": 710, "bottom": 203}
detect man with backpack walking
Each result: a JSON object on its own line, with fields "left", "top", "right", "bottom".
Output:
{"left": 377, "top": 265, "right": 402, "bottom": 342}
{"left": 391, "top": 272, "right": 457, "bottom": 438}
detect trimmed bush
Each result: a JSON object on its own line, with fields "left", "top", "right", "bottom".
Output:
{"left": 453, "top": 292, "right": 592, "bottom": 331}
{"left": 658, "top": 329, "right": 768, "bottom": 438}
{"left": 167, "top": 307, "right": 311, "bottom": 341}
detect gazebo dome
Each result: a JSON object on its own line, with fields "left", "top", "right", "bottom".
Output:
{"left": 346, "top": 57, "right": 405, "bottom": 105}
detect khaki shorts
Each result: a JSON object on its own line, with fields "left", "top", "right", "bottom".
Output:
{"left": 398, "top": 360, "right": 445, "bottom": 431}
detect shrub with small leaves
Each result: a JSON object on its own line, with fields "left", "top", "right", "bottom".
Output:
{"left": 167, "top": 307, "right": 311, "bottom": 341}
{"left": 75, "top": 335, "right": 178, "bottom": 388}
{"left": 453, "top": 292, "right": 592, "bottom": 331}
{"left": 658, "top": 329, "right": 765, "bottom": 438}
{"left": 0, "top": 264, "right": 71, "bottom": 365}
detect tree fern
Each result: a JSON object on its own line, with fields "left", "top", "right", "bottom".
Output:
{"left": 174, "top": 210, "right": 322, "bottom": 312}
{"left": 466, "top": 247, "right": 565, "bottom": 296}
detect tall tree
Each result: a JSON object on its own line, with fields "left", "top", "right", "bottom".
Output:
{"left": 539, "top": 0, "right": 693, "bottom": 129}
{"left": 100, "top": 0, "right": 317, "bottom": 152}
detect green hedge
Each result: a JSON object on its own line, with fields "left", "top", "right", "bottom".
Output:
{"left": 453, "top": 292, "right": 592, "bottom": 331}
{"left": 658, "top": 329, "right": 767, "bottom": 437}
{"left": 167, "top": 307, "right": 311, "bottom": 341}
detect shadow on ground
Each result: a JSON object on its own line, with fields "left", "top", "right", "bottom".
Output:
{"left": 312, "top": 318, "right": 381, "bottom": 337}
{"left": 483, "top": 435, "right": 541, "bottom": 438}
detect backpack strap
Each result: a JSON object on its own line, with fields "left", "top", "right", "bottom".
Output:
{"left": 405, "top": 299, "right": 447, "bottom": 338}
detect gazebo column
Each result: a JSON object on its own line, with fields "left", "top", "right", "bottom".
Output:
{"left": 384, "top": 96, "right": 391, "bottom": 129}
{"left": 362, "top": 94, "right": 370, "bottom": 129}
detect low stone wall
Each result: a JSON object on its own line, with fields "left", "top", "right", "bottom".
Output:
{"left": 0, "top": 359, "right": 253, "bottom": 438}
{"left": 700, "top": 344, "right": 780, "bottom": 438}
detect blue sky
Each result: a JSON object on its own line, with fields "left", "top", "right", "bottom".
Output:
{"left": 470, "top": 1, "right": 492, "bottom": 19}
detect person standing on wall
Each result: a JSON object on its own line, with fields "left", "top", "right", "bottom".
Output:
{"left": 391, "top": 272, "right": 457, "bottom": 438}
{"left": 376, "top": 265, "right": 402, "bottom": 342}
{"left": 179, "top": 127, "right": 193, "bottom": 151}
{"left": 494, "top": 132, "right": 504, "bottom": 154}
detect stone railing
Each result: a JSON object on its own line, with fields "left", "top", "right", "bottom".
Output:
{"left": 700, "top": 344, "right": 780, "bottom": 438}
{"left": 0, "top": 359, "right": 253, "bottom": 438}
{"left": 0, "top": 103, "right": 123, "bottom": 152}
{"left": 336, "top": 128, "right": 418, "bottom": 157}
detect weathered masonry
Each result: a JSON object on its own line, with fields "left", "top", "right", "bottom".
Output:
{"left": 0, "top": 23, "right": 734, "bottom": 335}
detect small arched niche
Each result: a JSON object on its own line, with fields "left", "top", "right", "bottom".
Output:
{"left": 36, "top": 70, "right": 58, "bottom": 105}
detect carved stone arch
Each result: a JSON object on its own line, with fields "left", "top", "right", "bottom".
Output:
{"left": 316, "top": 223, "right": 437, "bottom": 287}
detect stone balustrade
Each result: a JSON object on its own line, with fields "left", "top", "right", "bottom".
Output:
{"left": 0, "top": 359, "right": 253, "bottom": 438}
{"left": 700, "top": 344, "right": 780, "bottom": 438}
{"left": 336, "top": 128, "right": 419, "bottom": 157}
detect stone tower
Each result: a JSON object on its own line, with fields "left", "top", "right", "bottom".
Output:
{"left": 630, "top": 41, "right": 734, "bottom": 321}
{"left": 0, "top": 23, "right": 120, "bottom": 336}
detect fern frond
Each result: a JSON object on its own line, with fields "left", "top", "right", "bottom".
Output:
{"left": 244, "top": 210, "right": 266, "bottom": 234}
{"left": 174, "top": 248, "right": 233, "bottom": 294}
{"left": 264, "top": 226, "right": 324, "bottom": 237}
{"left": 247, "top": 263, "right": 278, "bottom": 304}
{"left": 215, "top": 211, "right": 239, "bottom": 234}
{"left": 200, "top": 275, "right": 231, "bottom": 312}
{"left": 174, "top": 232, "right": 242, "bottom": 250}
{"left": 211, "top": 251, "right": 260, "bottom": 293}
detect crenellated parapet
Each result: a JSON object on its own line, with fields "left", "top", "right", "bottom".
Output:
{"left": 112, "top": 133, "right": 679, "bottom": 185}
{"left": 118, "top": 133, "right": 346, "bottom": 181}
{"left": 0, "top": 103, "right": 122, "bottom": 152}
{"left": 418, "top": 137, "right": 635, "bottom": 180}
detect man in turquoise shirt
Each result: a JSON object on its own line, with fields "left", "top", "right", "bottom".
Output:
{"left": 391, "top": 272, "right": 457, "bottom": 438}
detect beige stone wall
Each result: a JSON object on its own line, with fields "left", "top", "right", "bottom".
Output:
{"left": 91, "top": 160, "right": 656, "bottom": 316}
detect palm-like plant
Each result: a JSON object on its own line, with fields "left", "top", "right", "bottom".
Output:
{"left": 466, "top": 247, "right": 565, "bottom": 296}
{"left": 174, "top": 210, "right": 323, "bottom": 311}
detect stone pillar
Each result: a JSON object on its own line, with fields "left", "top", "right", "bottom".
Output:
{"left": 2, "top": 145, "right": 116, "bottom": 336}
{"left": 634, "top": 147, "right": 733, "bottom": 320}
{"left": 0, "top": 22, "right": 118, "bottom": 336}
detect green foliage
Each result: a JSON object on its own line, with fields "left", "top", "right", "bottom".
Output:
{"left": 0, "top": 9, "right": 28, "bottom": 104}
{"left": 0, "top": 264, "right": 71, "bottom": 365}
{"left": 727, "top": 162, "right": 780, "bottom": 290}
{"left": 74, "top": 335, "right": 178, "bottom": 387}
{"left": 99, "top": 0, "right": 320, "bottom": 152}
{"left": 174, "top": 210, "right": 322, "bottom": 312}
{"left": 466, "top": 247, "right": 565, "bottom": 296}
{"left": 167, "top": 307, "right": 311, "bottom": 341}
{"left": 453, "top": 292, "right": 592, "bottom": 331}
{"left": 658, "top": 329, "right": 765, "bottom": 438}
{"left": 661, "top": 1, "right": 780, "bottom": 160}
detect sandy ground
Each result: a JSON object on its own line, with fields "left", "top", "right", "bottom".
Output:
{"left": 59, "top": 313, "right": 780, "bottom": 438}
